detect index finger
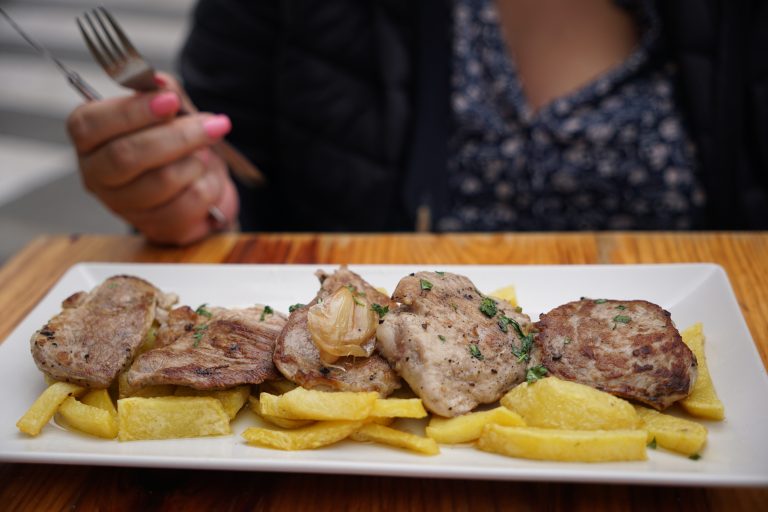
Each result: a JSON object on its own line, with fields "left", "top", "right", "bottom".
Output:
{"left": 66, "top": 90, "right": 180, "bottom": 154}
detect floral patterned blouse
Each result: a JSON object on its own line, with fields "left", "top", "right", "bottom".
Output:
{"left": 438, "top": 0, "right": 705, "bottom": 231}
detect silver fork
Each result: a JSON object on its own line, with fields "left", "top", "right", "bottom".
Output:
{"left": 76, "top": 7, "right": 265, "bottom": 205}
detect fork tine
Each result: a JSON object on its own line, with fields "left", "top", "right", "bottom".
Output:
{"left": 83, "top": 11, "right": 117, "bottom": 66}
{"left": 97, "top": 6, "right": 140, "bottom": 57}
{"left": 91, "top": 8, "right": 127, "bottom": 62}
{"left": 76, "top": 16, "right": 110, "bottom": 70}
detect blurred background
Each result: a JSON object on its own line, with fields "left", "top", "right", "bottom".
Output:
{"left": 0, "top": 0, "right": 195, "bottom": 262}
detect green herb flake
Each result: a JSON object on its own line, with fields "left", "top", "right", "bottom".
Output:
{"left": 613, "top": 315, "right": 631, "bottom": 325}
{"left": 647, "top": 437, "right": 657, "bottom": 449}
{"left": 498, "top": 315, "right": 512, "bottom": 333}
{"left": 435, "top": 271, "right": 445, "bottom": 276}
{"left": 260, "top": 305, "right": 274, "bottom": 322}
{"left": 438, "top": 335, "right": 446, "bottom": 342}
{"left": 594, "top": 299, "right": 608, "bottom": 304}
{"left": 288, "top": 303, "right": 305, "bottom": 313}
{"left": 352, "top": 296, "right": 365, "bottom": 307}
{"left": 479, "top": 297, "right": 497, "bottom": 318}
{"left": 195, "top": 303, "right": 213, "bottom": 318}
{"left": 371, "top": 303, "right": 389, "bottom": 318}
{"left": 526, "top": 365, "right": 548, "bottom": 383}
{"left": 615, "top": 305, "right": 627, "bottom": 310}
{"left": 689, "top": 454, "right": 701, "bottom": 461}
{"left": 469, "top": 343, "right": 484, "bottom": 360}
{"left": 508, "top": 318, "right": 535, "bottom": 363}
{"left": 514, "top": 306, "right": 523, "bottom": 313}
{"left": 420, "top": 279, "right": 433, "bottom": 291}
{"left": 193, "top": 324, "right": 208, "bottom": 347}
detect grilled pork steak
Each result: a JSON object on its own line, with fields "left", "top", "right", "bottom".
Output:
{"left": 273, "top": 267, "right": 400, "bottom": 395}
{"left": 376, "top": 271, "right": 533, "bottom": 417}
{"left": 30, "top": 275, "right": 176, "bottom": 388}
{"left": 533, "top": 298, "right": 697, "bottom": 410}
{"left": 124, "top": 304, "right": 285, "bottom": 391}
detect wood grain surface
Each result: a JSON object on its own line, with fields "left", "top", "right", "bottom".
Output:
{"left": 1, "top": 232, "right": 766, "bottom": 511}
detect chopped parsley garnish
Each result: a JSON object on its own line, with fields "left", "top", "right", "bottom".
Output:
{"left": 438, "top": 334, "right": 446, "bottom": 342}
{"left": 260, "top": 305, "right": 274, "bottom": 321}
{"left": 435, "top": 271, "right": 445, "bottom": 276}
{"left": 288, "top": 303, "right": 305, "bottom": 313}
{"left": 371, "top": 303, "right": 389, "bottom": 318}
{"left": 420, "top": 279, "right": 433, "bottom": 291}
{"left": 594, "top": 299, "right": 608, "bottom": 304}
{"left": 469, "top": 343, "right": 484, "bottom": 360}
{"left": 507, "top": 318, "right": 535, "bottom": 362}
{"left": 612, "top": 315, "right": 631, "bottom": 329}
{"left": 195, "top": 303, "right": 213, "bottom": 318}
{"left": 193, "top": 324, "right": 208, "bottom": 347}
{"left": 514, "top": 306, "right": 523, "bottom": 313}
{"left": 647, "top": 437, "right": 657, "bottom": 449}
{"left": 479, "top": 297, "right": 497, "bottom": 317}
{"left": 689, "top": 454, "right": 701, "bottom": 460}
{"left": 615, "top": 305, "right": 627, "bottom": 310}
{"left": 526, "top": 365, "right": 548, "bottom": 383}
{"left": 352, "top": 296, "right": 365, "bottom": 307}
{"left": 498, "top": 315, "right": 513, "bottom": 333}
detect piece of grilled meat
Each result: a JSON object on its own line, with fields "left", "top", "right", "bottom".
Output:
{"left": 124, "top": 304, "right": 285, "bottom": 391}
{"left": 532, "top": 298, "right": 697, "bottom": 410}
{"left": 30, "top": 275, "right": 176, "bottom": 388}
{"left": 377, "top": 271, "right": 533, "bottom": 417}
{"left": 273, "top": 267, "right": 400, "bottom": 396}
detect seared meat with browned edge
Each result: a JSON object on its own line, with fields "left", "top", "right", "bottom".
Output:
{"left": 377, "top": 271, "right": 533, "bottom": 417}
{"left": 30, "top": 275, "right": 176, "bottom": 388}
{"left": 124, "top": 305, "right": 285, "bottom": 391}
{"left": 532, "top": 298, "right": 697, "bottom": 410}
{"left": 273, "top": 267, "right": 400, "bottom": 395}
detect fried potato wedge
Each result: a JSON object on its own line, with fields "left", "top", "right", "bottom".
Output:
{"left": 117, "top": 396, "right": 230, "bottom": 441}
{"left": 488, "top": 284, "right": 518, "bottom": 307}
{"left": 249, "top": 396, "right": 314, "bottom": 429}
{"left": 242, "top": 420, "right": 363, "bottom": 450}
{"left": 175, "top": 385, "right": 250, "bottom": 419}
{"left": 501, "top": 377, "right": 639, "bottom": 430}
{"left": 17, "top": 382, "right": 85, "bottom": 436}
{"left": 478, "top": 425, "right": 647, "bottom": 462}
{"left": 635, "top": 405, "right": 707, "bottom": 456}
{"left": 426, "top": 406, "right": 525, "bottom": 444}
{"left": 351, "top": 423, "right": 439, "bottom": 455}
{"left": 259, "top": 387, "right": 378, "bottom": 420}
{"left": 81, "top": 389, "right": 117, "bottom": 416}
{"left": 58, "top": 396, "right": 118, "bottom": 439}
{"left": 371, "top": 398, "right": 427, "bottom": 419}
{"left": 679, "top": 323, "right": 725, "bottom": 420}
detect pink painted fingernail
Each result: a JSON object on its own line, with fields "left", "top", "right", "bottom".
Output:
{"left": 149, "top": 92, "right": 179, "bottom": 117}
{"left": 202, "top": 115, "right": 232, "bottom": 139}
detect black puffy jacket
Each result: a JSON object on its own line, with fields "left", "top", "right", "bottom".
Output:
{"left": 180, "top": 0, "right": 768, "bottom": 231}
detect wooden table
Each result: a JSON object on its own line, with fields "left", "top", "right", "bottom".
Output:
{"left": 1, "top": 232, "right": 766, "bottom": 511}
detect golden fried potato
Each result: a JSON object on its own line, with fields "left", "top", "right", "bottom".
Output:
{"left": 175, "top": 385, "right": 250, "bottom": 419}
{"left": 350, "top": 423, "right": 439, "bottom": 455}
{"left": 426, "top": 407, "right": 525, "bottom": 444}
{"left": 635, "top": 405, "right": 707, "bottom": 456}
{"left": 259, "top": 387, "right": 378, "bottom": 420}
{"left": 371, "top": 398, "right": 427, "bottom": 419}
{"left": 478, "top": 425, "right": 647, "bottom": 462}
{"left": 242, "top": 420, "right": 363, "bottom": 450}
{"left": 248, "top": 396, "right": 314, "bottom": 429}
{"left": 488, "top": 284, "right": 518, "bottom": 307}
{"left": 501, "top": 377, "right": 639, "bottom": 430}
{"left": 58, "top": 396, "right": 118, "bottom": 439}
{"left": 81, "top": 389, "right": 117, "bottom": 416}
{"left": 117, "top": 396, "right": 230, "bottom": 441}
{"left": 679, "top": 323, "right": 725, "bottom": 420}
{"left": 17, "top": 381, "right": 85, "bottom": 436}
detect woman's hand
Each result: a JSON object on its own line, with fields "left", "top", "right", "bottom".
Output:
{"left": 66, "top": 73, "right": 239, "bottom": 245}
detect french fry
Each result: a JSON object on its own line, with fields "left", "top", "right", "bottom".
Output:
{"left": 426, "top": 406, "right": 525, "bottom": 444}
{"left": 679, "top": 323, "right": 725, "bottom": 420}
{"left": 371, "top": 398, "right": 427, "bottom": 419}
{"left": 249, "top": 396, "right": 314, "bottom": 429}
{"left": 635, "top": 406, "right": 707, "bottom": 456}
{"left": 242, "top": 420, "right": 363, "bottom": 450}
{"left": 350, "top": 423, "right": 439, "bottom": 455}
{"left": 81, "top": 389, "right": 117, "bottom": 416}
{"left": 259, "top": 387, "right": 378, "bottom": 420}
{"left": 478, "top": 425, "right": 647, "bottom": 462}
{"left": 175, "top": 385, "right": 250, "bottom": 419}
{"left": 501, "top": 377, "right": 639, "bottom": 430}
{"left": 58, "top": 396, "right": 118, "bottom": 439}
{"left": 17, "top": 382, "right": 85, "bottom": 436}
{"left": 117, "top": 396, "right": 230, "bottom": 441}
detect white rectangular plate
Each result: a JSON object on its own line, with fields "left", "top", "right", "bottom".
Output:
{"left": 1, "top": 263, "right": 767, "bottom": 486}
